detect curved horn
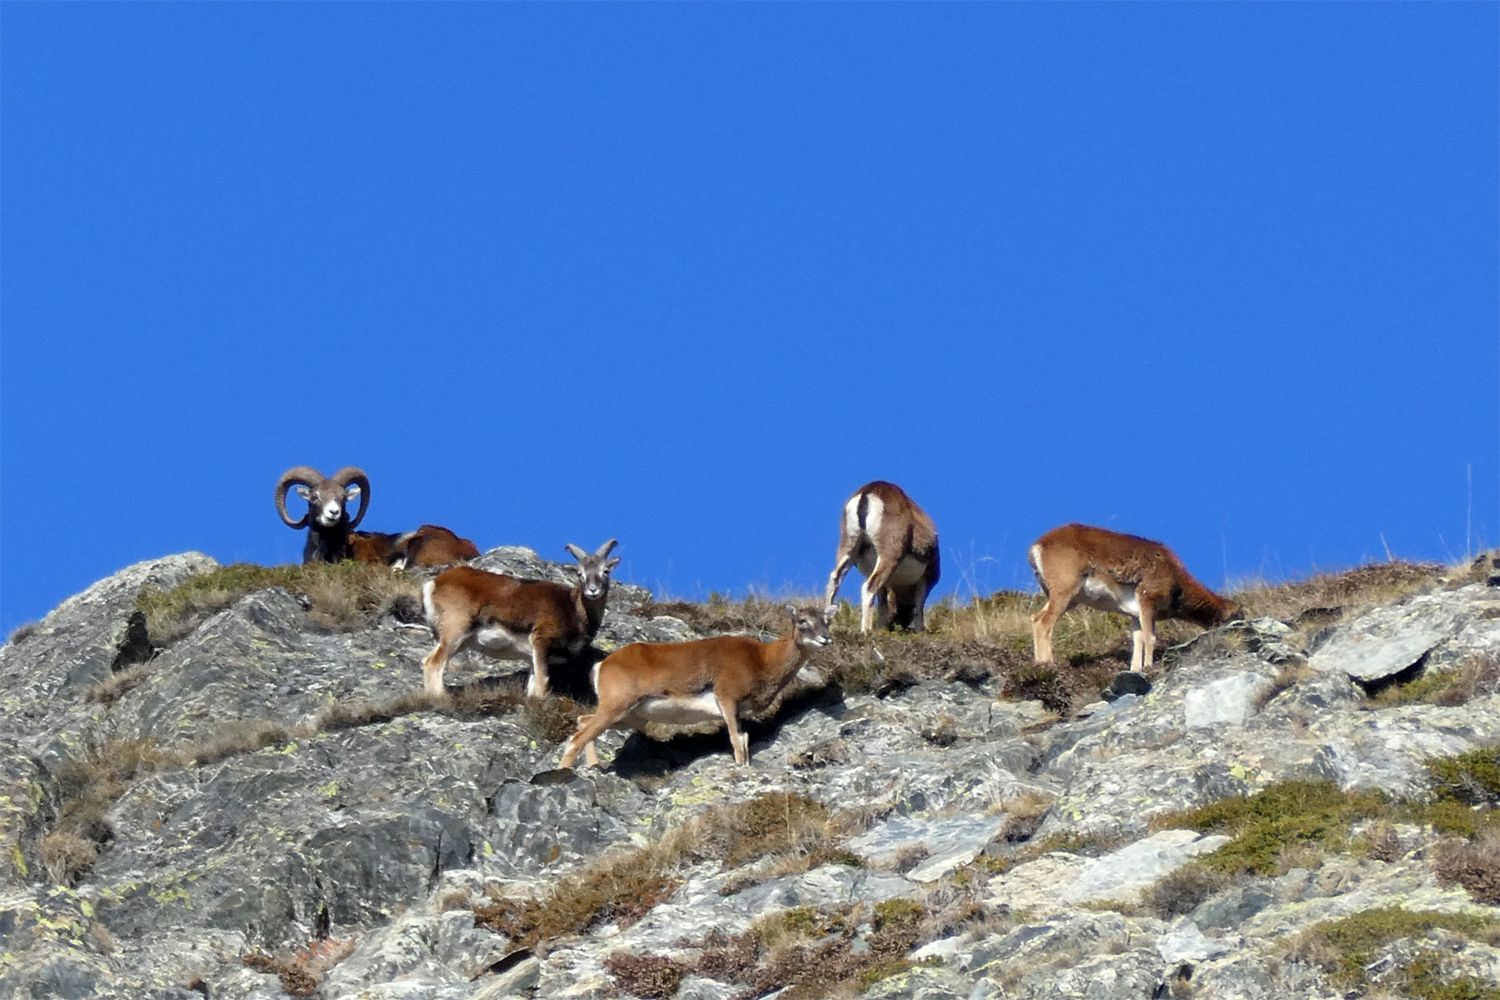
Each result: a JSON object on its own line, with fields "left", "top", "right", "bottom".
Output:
{"left": 594, "top": 539, "right": 618, "bottom": 558}
{"left": 565, "top": 543, "right": 587, "bottom": 562}
{"left": 330, "top": 467, "right": 371, "bottom": 528}
{"left": 274, "top": 466, "right": 324, "bottom": 528}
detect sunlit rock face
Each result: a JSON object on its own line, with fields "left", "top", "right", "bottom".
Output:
{"left": 0, "top": 551, "right": 1498, "bottom": 1000}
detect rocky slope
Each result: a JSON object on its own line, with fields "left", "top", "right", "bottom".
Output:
{"left": 1, "top": 550, "right": 1498, "bottom": 1000}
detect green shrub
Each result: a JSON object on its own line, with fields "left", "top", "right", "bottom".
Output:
{"left": 1288, "top": 907, "right": 1500, "bottom": 996}
{"left": 1428, "top": 747, "right": 1500, "bottom": 806}
{"left": 1161, "top": 780, "right": 1390, "bottom": 876}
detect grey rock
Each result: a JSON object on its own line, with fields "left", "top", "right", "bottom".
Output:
{"left": 8, "top": 553, "right": 1500, "bottom": 999}
{"left": 675, "top": 977, "right": 736, "bottom": 1000}
{"left": 1155, "top": 919, "right": 1229, "bottom": 963}
{"left": 1190, "top": 885, "right": 1273, "bottom": 929}
{"left": 1102, "top": 671, "right": 1151, "bottom": 701}
{"left": 1310, "top": 584, "right": 1500, "bottom": 681}
{"left": 0, "top": 553, "right": 217, "bottom": 735}
{"left": 1183, "top": 672, "right": 1270, "bottom": 728}
{"left": 489, "top": 773, "right": 635, "bottom": 872}
{"left": 1314, "top": 628, "right": 1444, "bottom": 683}
{"left": 0, "top": 740, "right": 57, "bottom": 891}
{"left": 847, "top": 813, "right": 1006, "bottom": 882}
{"left": 1057, "top": 830, "right": 1232, "bottom": 906}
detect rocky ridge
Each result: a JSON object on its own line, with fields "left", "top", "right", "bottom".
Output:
{"left": 0, "top": 550, "right": 1497, "bottom": 1000}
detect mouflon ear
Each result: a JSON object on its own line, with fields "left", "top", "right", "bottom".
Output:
{"left": 823, "top": 605, "right": 837, "bottom": 623}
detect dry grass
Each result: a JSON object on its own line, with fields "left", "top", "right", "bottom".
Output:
{"left": 631, "top": 593, "right": 822, "bottom": 637}
{"left": 1283, "top": 907, "right": 1500, "bottom": 996}
{"left": 1375, "top": 654, "right": 1500, "bottom": 708}
{"left": 1434, "top": 834, "right": 1500, "bottom": 905}
{"left": 603, "top": 951, "right": 684, "bottom": 998}
{"left": 1143, "top": 861, "right": 1230, "bottom": 919}
{"left": 39, "top": 830, "right": 100, "bottom": 886}
{"left": 816, "top": 630, "right": 1028, "bottom": 697}
{"left": 1231, "top": 560, "right": 1445, "bottom": 622}
{"left": 136, "top": 560, "right": 422, "bottom": 646}
{"left": 1255, "top": 661, "right": 1316, "bottom": 712}
{"left": 89, "top": 921, "right": 117, "bottom": 956}
{"left": 928, "top": 590, "right": 1182, "bottom": 663}
{"left": 40, "top": 736, "right": 180, "bottom": 883}
{"left": 84, "top": 665, "right": 152, "bottom": 704}
{"left": 617, "top": 898, "right": 936, "bottom": 1000}
{"left": 1356, "top": 822, "right": 1402, "bottom": 863}
{"left": 474, "top": 793, "right": 857, "bottom": 947}
{"left": 7, "top": 620, "right": 41, "bottom": 646}
{"left": 989, "top": 790, "right": 1055, "bottom": 844}
{"left": 242, "top": 937, "right": 355, "bottom": 997}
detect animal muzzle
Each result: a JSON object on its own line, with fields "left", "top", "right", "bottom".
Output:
{"left": 317, "top": 504, "right": 344, "bottom": 526}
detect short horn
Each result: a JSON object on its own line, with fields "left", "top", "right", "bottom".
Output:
{"left": 331, "top": 467, "right": 371, "bottom": 528}
{"left": 274, "top": 466, "right": 323, "bottom": 528}
{"left": 565, "top": 543, "right": 587, "bottom": 561}
{"left": 594, "top": 539, "right": 618, "bottom": 558}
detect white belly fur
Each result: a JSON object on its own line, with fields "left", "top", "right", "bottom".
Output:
{"left": 1078, "top": 576, "right": 1141, "bottom": 617}
{"left": 616, "top": 691, "right": 724, "bottom": 730}
{"left": 855, "top": 551, "right": 926, "bottom": 588}
{"left": 472, "top": 625, "right": 533, "bottom": 660}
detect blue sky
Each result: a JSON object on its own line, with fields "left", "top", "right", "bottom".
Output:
{"left": 2, "top": 4, "right": 1496, "bottom": 632}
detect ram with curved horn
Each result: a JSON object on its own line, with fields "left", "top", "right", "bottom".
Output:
{"left": 421, "top": 539, "right": 620, "bottom": 699}
{"left": 274, "top": 466, "right": 372, "bottom": 565}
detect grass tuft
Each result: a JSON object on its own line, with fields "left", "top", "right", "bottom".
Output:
{"left": 602, "top": 951, "right": 685, "bottom": 998}
{"left": 6, "top": 620, "right": 41, "bottom": 646}
{"left": 1377, "top": 655, "right": 1500, "bottom": 709}
{"left": 242, "top": 937, "right": 355, "bottom": 998}
{"left": 619, "top": 898, "right": 936, "bottom": 1000}
{"left": 1285, "top": 907, "right": 1500, "bottom": 997}
{"left": 136, "top": 561, "right": 421, "bottom": 646}
{"left": 1143, "top": 861, "right": 1230, "bottom": 919}
{"left": 1434, "top": 836, "right": 1500, "bottom": 905}
{"left": 1232, "top": 560, "right": 1445, "bottom": 622}
{"left": 1154, "top": 780, "right": 1391, "bottom": 876}
{"left": 1428, "top": 746, "right": 1500, "bottom": 806}
{"left": 474, "top": 793, "right": 855, "bottom": 948}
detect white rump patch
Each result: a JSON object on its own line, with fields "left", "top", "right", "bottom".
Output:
{"left": 421, "top": 580, "right": 437, "bottom": 625}
{"left": 863, "top": 493, "right": 884, "bottom": 540}
{"left": 843, "top": 495, "right": 862, "bottom": 535}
